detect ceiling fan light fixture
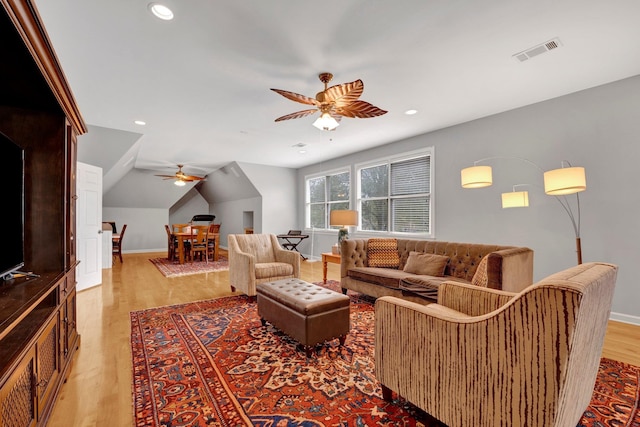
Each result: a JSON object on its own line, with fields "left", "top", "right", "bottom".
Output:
{"left": 148, "top": 3, "right": 174, "bottom": 20}
{"left": 174, "top": 179, "right": 186, "bottom": 186}
{"left": 313, "top": 112, "right": 339, "bottom": 131}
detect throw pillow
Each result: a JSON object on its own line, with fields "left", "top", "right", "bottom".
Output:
{"left": 471, "top": 255, "right": 490, "bottom": 287}
{"left": 367, "top": 238, "right": 400, "bottom": 268}
{"left": 403, "top": 251, "right": 449, "bottom": 277}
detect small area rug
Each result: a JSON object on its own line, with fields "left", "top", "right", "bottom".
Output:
{"left": 131, "top": 280, "right": 640, "bottom": 426}
{"left": 149, "top": 256, "right": 228, "bottom": 278}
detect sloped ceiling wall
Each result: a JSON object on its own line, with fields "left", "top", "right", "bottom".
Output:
{"left": 102, "top": 168, "right": 197, "bottom": 208}
{"left": 197, "top": 162, "right": 260, "bottom": 203}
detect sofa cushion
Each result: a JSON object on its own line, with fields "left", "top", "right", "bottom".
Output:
{"left": 367, "top": 238, "right": 400, "bottom": 268}
{"left": 347, "top": 267, "right": 410, "bottom": 289}
{"left": 400, "top": 275, "right": 471, "bottom": 300}
{"left": 403, "top": 251, "right": 449, "bottom": 276}
{"left": 255, "top": 262, "right": 294, "bottom": 279}
{"left": 471, "top": 255, "right": 489, "bottom": 287}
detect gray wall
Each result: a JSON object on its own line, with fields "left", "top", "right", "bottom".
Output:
{"left": 239, "top": 162, "right": 297, "bottom": 236}
{"left": 209, "top": 162, "right": 297, "bottom": 247}
{"left": 169, "top": 189, "right": 210, "bottom": 226}
{"left": 103, "top": 207, "right": 168, "bottom": 253}
{"left": 212, "top": 197, "right": 262, "bottom": 247}
{"left": 297, "top": 75, "right": 640, "bottom": 323}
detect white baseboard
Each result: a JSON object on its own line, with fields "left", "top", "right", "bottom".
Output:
{"left": 610, "top": 311, "right": 640, "bottom": 326}
{"left": 123, "top": 248, "right": 166, "bottom": 254}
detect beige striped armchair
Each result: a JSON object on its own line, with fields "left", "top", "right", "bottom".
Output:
{"left": 375, "top": 262, "right": 618, "bottom": 427}
{"left": 228, "top": 233, "right": 301, "bottom": 297}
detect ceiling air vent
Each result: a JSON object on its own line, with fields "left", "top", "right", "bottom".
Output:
{"left": 513, "top": 38, "right": 562, "bottom": 62}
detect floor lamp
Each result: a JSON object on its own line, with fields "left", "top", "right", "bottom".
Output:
{"left": 461, "top": 158, "right": 586, "bottom": 264}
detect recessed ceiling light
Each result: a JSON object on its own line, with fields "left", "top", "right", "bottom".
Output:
{"left": 404, "top": 109, "right": 418, "bottom": 115}
{"left": 148, "top": 3, "right": 174, "bottom": 20}
{"left": 134, "top": 120, "right": 146, "bottom": 125}
{"left": 299, "top": 150, "right": 307, "bottom": 154}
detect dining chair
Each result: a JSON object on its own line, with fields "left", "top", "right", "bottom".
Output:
{"left": 112, "top": 224, "right": 127, "bottom": 262}
{"left": 164, "top": 224, "right": 176, "bottom": 261}
{"left": 189, "top": 225, "right": 209, "bottom": 262}
{"left": 207, "top": 223, "right": 221, "bottom": 261}
{"left": 172, "top": 223, "right": 190, "bottom": 233}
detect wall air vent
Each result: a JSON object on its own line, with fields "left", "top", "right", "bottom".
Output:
{"left": 513, "top": 38, "right": 562, "bottom": 62}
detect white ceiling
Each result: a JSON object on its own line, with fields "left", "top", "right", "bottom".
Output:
{"left": 34, "top": 0, "right": 640, "bottom": 177}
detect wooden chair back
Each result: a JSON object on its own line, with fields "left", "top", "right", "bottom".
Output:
{"left": 189, "top": 225, "right": 209, "bottom": 262}
{"left": 112, "top": 224, "right": 127, "bottom": 262}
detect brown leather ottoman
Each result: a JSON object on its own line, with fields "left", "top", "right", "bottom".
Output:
{"left": 256, "top": 278, "right": 350, "bottom": 356}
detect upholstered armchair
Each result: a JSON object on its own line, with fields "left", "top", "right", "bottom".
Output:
{"left": 375, "top": 262, "right": 618, "bottom": 427}
{"left": 228, "top": 233, "right": 301, "bottom": 296}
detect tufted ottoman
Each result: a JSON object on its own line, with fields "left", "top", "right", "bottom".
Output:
{"left": 256, "top": 278, "right": 351, "bottom": 356}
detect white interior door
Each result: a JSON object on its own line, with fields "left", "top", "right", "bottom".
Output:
{"left": 76, "top": 162, "right": 103, "bottom": 291}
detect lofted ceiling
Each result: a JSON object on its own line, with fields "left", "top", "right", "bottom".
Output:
{"left": 33, "top": 0, "right": 640, "bottom": 184}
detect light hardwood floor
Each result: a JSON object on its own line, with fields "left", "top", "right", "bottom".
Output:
{"left": 47, "top": 251, "right": 640, "bottom": 427}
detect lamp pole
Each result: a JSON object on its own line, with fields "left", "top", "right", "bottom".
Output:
{"left": 576, "top": 238, "right": 582, "bottom": 265}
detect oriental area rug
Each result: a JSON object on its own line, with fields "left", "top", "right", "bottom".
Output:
{"left": 130, "top": 281, "right": 640, "bottom": 427}
{"left": 149, "top": 256, "right": 228, "bottom": 278}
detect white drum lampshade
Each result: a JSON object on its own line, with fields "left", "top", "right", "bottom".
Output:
{"left": 544, "top": 167, "right": 586, "bottom": 195}
{"left": 501, "top": 191, "right": 529, "bottom": 208}
{"left": 461, "top": 165, "right": 493, "bottom": 188}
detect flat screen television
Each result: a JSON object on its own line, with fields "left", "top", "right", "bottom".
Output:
{"left": 0, "top": 132, "right": 25, "bottom": 280}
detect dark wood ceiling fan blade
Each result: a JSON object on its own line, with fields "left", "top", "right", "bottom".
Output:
{"left": 334, "top": 100, "right": 388, "bottom": 118}
{"left": 270, "top": 88, "right": 319, "bottom": 106}
{"left": 325, "top": 80, "right": 363, "bottom": 107}
{"left": 155, "top": 174, "right": 177, "bottom": 178}
{"left": 274, "top": 109, "right": 318, "bottom": 122}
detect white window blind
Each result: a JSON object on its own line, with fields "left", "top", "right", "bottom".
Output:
{"left": 358, "top": 151, "right": 432, "bottom": 234}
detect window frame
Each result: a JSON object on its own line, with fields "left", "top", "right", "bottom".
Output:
{"left": 304, "top": 167, "right": 351, "bottom": 230}
{"left": 356, "top": 148, "right": 434, "bottom": 237}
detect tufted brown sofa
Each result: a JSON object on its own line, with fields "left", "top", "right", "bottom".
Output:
{"left": 340, "top": 239, "right": 533, "bottom": 303}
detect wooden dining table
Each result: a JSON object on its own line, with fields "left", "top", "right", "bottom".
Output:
{"left": 172, "top": 231, "right": 220, "bottom": 264}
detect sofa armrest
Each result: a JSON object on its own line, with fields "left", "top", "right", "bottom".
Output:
{"left": 437, "top": 281, "right": 517, "bottom": 316}
{"left": 274, "top": 246, "right": 301, "bottom": 278}
{"left": 492, "top": 247, "right": 534, "bottom": 292}
{"left": 228, "top": 236, "right": 256, "bottom": 294}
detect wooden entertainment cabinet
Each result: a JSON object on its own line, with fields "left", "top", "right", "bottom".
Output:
{"left": 0, "top": 1, "right": 87, "bottom": 426}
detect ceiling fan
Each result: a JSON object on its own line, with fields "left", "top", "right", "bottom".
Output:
{"left": 271, "top": 72, "right": 387, "bottom": 131}
{"left": 155, "top": 164, "right": 206, "bottom": 186}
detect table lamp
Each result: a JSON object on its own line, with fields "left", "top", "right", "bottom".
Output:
{"left": 330, "top": 210, "right": 358, "bottom": 251}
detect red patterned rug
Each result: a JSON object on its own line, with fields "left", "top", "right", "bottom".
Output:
{"left": 130, "top": 281, "right": 640, "bottom": 426}
{"left": 149, "top": 256, "right": 228, "bottom": 277}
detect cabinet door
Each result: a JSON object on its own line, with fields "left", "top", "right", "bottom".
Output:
{"left": 66, "top": 121, "right": 78, "bottom": 269}
{"left": 62, "top": 288, "right": 78, "bottom": 361}
{"left": 35, "top": 316, "right": 60, "bottom": 421}
{"left": 0, "top": 346, "right": 36, "bottom": 427}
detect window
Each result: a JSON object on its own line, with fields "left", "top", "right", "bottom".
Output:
{"left": 358, "top": 150, "right": 432, "bottom": 234}
{"left": 306, "top": 170, "right": 350, "bottom": 229}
